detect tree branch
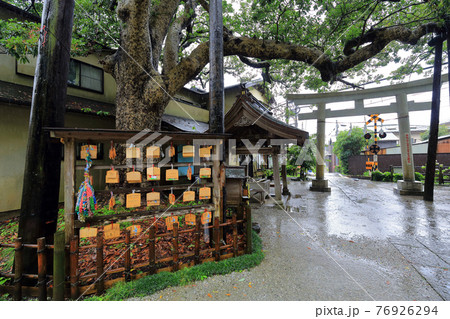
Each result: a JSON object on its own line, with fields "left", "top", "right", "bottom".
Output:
{"left": 148, "top": 0, "right": 181, "bottom": 69}
{"left": 340, "top": 23, "right": 441, "bottom": 74}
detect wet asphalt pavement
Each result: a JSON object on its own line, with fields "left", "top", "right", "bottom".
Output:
{"left": 133, "top": 174, "right": 449, "bottom": 301}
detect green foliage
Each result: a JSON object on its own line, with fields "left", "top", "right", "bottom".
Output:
{"left": 420, "top": 125, "right": 449, "bottom": 141}
{"left": 85, "top": 231, "right": 264, "bottom": 301}
{"left": 382, "top": 172, "right": 392, "bottom": 182}
{"left": 2, "top": 0, "right": 444, "bottom": 96}
{"left": 333, "top": 128, "right": 366, "bottom": 175}
{"left": 393, "top": 173, "right": 403, "bottom": 182}
{"left": 415, "top": 172, "right": 425, "bottom": 181}
{"left": 371, "top": 170, "right": 384, "bottom": 181}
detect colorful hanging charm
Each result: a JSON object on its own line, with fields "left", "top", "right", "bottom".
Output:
{"left": 187, "top": 164, "right": 192, "bottom": 180}
{"left": 75, "top": 147, "right": 97, "bottom": 222}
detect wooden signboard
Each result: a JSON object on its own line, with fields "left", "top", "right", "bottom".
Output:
{"left": 126, "top": 171, "right": 142, "bottom": 183}
{"left": 201, "top": 211, "right": 212, "bottom": 225}
{"left": 185, "top": 213, "right": 196, "bottom": 226}
{"left": 105, "top": 170, "right": 119, "bottom": 183}
{"left": 126, "top": 225, "right": 141, "bottom": 237}
{"left": 81, "top": 145, "right": 97, "bottom": 159}
{"left": 126, "top": 147, "right": 141, "bottom": 159}
{"left": 146, "top": 146, "right": 160, "bottom": 159}
{"left": 147, "top": 166, "right": 160, "bottom": 181}
{"left": 80, "top": 227, "right": 97, "bottom": 238}
{"left": 146, "top": 192, "right": 160, "bottom": 206}
{"left": 182, "top": 145, "right": 194, "bottom": 157}
{"left": 199, "top": 187, "right": 211, "bottom": 200}
{"left": 183, "top": 190, "right": 195, "bottom": 202}
{"left": 166, "top": 169, "right": 179, "bottom": 181}
{"left": 165, "top": 216, "right": 177, "bottom": 231}
{"left": 126, "top": 193, "right": 141, "bottom": 208}
{"left": 199, "top": 167, "right": 211, "bottom": 178}
{"left": 104, "top": 223, "right": 121, "bottom": 240}
{"left": 199, "top": 146, "right": 212, "bottom": 158}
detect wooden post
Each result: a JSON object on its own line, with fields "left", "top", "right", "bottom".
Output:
{"left": 173, "top": 223, "right": 179, "bottom": 272}
{"left": 96, "top": 232, "right": 104, "bottom": 296}
{"left": 69, "top": 236, "right": 79, "bottom": 300}
{"left": 212, "top": 158, "right": 221, "bottom": 219}
{"left": 18, "top": 0, "right": 75, "bottom": 277}
{"left": 194, "top": 215, "right": 201, "bottom": 265}
{"left": 37, "top": 237, "right": 47, "bottom": 301}
{"left": 232, "top": 214, "right": 238, "bottom": 257}
{"left": 209, "top": 0, "right": 224, "bottom": 134}
{"left": 272, "top": 152, "right": 282, "bottom": 200}
{"left": 53, "top": 231, "right": 65, "bottom": 301}
{"left": 424, "top": 33, "right": 444, "bottom": 201}
{"left": 439, "top": 164, "right": 444, "bottom": 185}
{"left": 281, "top": 164, "right": 290, "bottom": 195}
{"left": 149, "top": 226, "right": 156, "bottom": 274}
{"left": 125, "top": 230, "right": 131, "bottom": 282}
{"left": 13, "top": 237, "right": 23, "bottom": 301}
{"left": 214, "top": 217, "right": 220, "bottom": 261}
{"left": 245, "top": 204, "right": 253, "bottom": 254}
{"left": 64, "top": 138, "right": 76, "bottom": 244}
{"left": 390, "top": 165, "right": 394, "bottom": 182}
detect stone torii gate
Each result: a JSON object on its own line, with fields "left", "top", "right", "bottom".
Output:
{"left": 286, "top": 74, "right": 449, "bottom": 195}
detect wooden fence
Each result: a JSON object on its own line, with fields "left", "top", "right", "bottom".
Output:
{"left": 0, "top": 210, "right": 251, "bottom": 300}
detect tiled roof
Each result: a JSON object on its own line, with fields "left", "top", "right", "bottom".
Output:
{"left": 0, "top": 80, "right": 115, "bottom": 116}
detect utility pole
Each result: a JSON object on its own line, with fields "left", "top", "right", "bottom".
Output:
{"left": 18, "top": 0, "right": 75, "bottom": 276}
{"left": 424, "top": 31, "right": 445, "bottom": 201}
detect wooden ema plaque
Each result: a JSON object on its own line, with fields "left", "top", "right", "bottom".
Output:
{"left": 199, "top": 146, "right": 212, "bottom": 158}
{"left": 183, "top": 190, "right": 195, "bottom": 202}
{"left": 126, "top": 171, "right": 142, "bottom": 183}
{"left": 105, "top": 170, "right": 119, "bottom": 183}
{"left": 126, "top": 147, "right": 141, "bottom": 159}
{"left": 126, "top": 225, "right": 141, "bottom": 237}
{"left": 166, "top": 169, "right": 179, "bottom": 181}
{"left": 168, "top": 193, "right": 176, "bottom": 205}
{"left": 182, "top": 145, "right": 194, "bottom": 157}
{"left": 201, "top": 211, "right": 212, "bottom": 225}
{"left": 199, "top": 167, "right": 211, "bottom": 178}
{"left": 80, "top": 227, "right": 97, "bottom": 238}
{"left": 81, "top": 145, "right": 97, "bottom": 159}
{"left": 147, "top": 166, "right": 160, "bottom": 181}
{"left": 199, "top": 187, "right": 211, "bottom": 200}
{"left": 126, "top": 193, "right": 141, "bottom": 208}
{"left": 165, "top": 216, "right": 177, "bottom": 231}
{"left": 146, "top": 146, "right": 160, "bottom": 159}
{"left": 185, "top": 213, "right": 196, "bottom": 226}
{"left": 146, "top": 192, "right": 160, "bottom": 206}
{"left": 104, "top": 223, "right": 120, "bottom": 240}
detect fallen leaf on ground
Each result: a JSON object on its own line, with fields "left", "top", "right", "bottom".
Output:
{"left": 349, "top": 240, "right": 355, "bottom": 243}
{"left": 307, "top": 247, "right": 311, "bottom": 250}
{"left": 233, "top": 286, "right": 237, "bottom": 289}
{"left": 226, "top": 293, "right": 231, "bottom": 296}
{"left": 207, "top": 293, "right": 212, "bottom": 298}
{"left": 238, "top": 278, "right": 245, "bottom": 282}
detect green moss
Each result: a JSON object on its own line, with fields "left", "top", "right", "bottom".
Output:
{"left": 85, "top": 231, "right": 264, "bottom": 301}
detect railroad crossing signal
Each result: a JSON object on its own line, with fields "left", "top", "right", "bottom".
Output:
{"left": 364, "top": 114, "right": 386, "bottom": 171}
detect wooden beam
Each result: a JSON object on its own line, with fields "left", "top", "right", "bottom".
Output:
{"left": 64, "top": 138, "right": 76, "bottom": 244}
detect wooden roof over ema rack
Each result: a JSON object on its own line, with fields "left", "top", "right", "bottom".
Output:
{"left": 46, "top": 127, "right": 230, "bottom": 143}
{"left": 225, "top": 92, "right": 308, "bottom": 146}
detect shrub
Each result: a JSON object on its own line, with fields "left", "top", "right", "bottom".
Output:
{"left": 415, "top": 172, "right": 425, "bottom": 181}
{"left": 382, "top": 172, "right": 392, "bottom": 182}
{"left": 393, "top": 173, "right": 403, "bottom": 182}
{"left": 371, "top": 170, "right": 384, "bottom": 181}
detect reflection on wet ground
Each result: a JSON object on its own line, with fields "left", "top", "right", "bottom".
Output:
{"left": 282, "top": 174, "right": 449, "bottom": 300}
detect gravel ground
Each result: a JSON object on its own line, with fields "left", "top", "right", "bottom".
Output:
{"left": 129, "top": 175, "right": 448, "bottom": 301}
